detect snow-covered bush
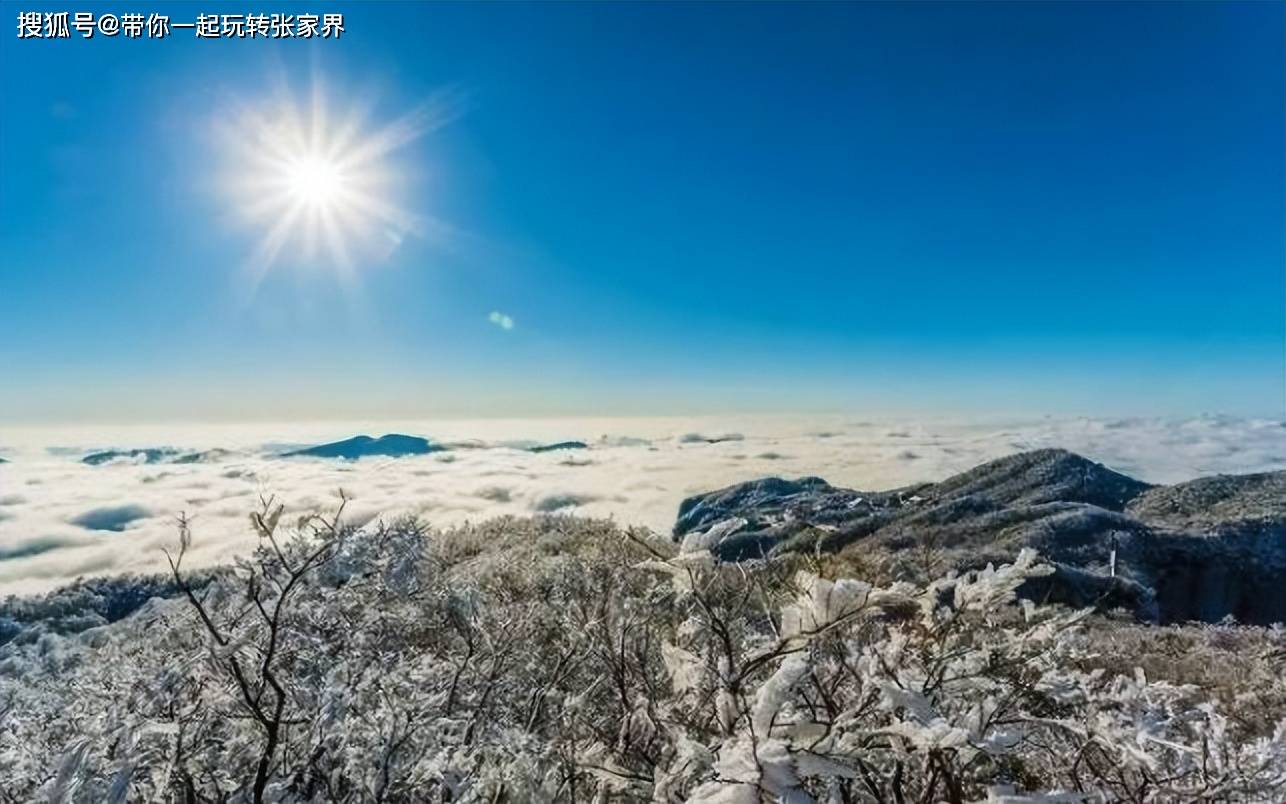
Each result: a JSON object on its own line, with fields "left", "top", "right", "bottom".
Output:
{"left": 0, "top": 572, "right": 206, "bottom": 648}
{"left": 0, "top": 501, "right": 1283, "bottom": 801}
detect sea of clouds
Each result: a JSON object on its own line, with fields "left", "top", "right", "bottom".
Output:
{"left": 1, "top": 414, "right": 1283, "bottom": 595}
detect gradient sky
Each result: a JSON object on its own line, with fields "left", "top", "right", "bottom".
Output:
{"left": 1, "top": 1, "right": 1282, "bottom": 422}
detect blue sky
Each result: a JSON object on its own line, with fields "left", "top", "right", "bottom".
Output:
{"left": 1, "top": 1, "right": 1282, "bottom": 422}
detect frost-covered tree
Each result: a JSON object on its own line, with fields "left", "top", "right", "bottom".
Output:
{"left": 0, "top": 502, "right": 1282, "bottom": 802}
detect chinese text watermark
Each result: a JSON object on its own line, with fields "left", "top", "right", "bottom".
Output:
{"left": 16, "top": 12, "right": 344, "bottom": 40}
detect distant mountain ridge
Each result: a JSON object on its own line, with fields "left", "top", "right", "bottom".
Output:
{"left": 527, "top": 441, "right": 588, "bottom": 453}
{"left": 282, "top": 434, "right": 444, "bottom": 459}
{"left": 283, "top": 434, "right": 592, "bottom": 458}
{"left": 83, "top": 448, "right": 185, "bottom": 465}
{"left": 674, "top": 448, "right": 1286, "bottom": 625}
{"left": 82, "top": 448, "right": 230, "bottom": 466}
{"left": 66, "top": 435, "right": 599, "bottom": 464}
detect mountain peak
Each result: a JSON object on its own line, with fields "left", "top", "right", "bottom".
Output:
{"left": 283, "top": 434, "right": 443, "bottom": 459}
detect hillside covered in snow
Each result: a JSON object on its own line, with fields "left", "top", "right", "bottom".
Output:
{"left": 2, "top": 491, "right": 1285, "bottom": 801}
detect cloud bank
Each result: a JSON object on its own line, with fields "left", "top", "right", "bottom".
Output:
{"left": 0, "top": 414, "right": 1283, "bottom": 594}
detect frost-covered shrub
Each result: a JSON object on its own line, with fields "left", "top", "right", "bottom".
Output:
{"left": 0, "top": 572, "right": 206, "bottom": 647}
{"left": 0, "top": 502, "right": 1283, "bottom": 802}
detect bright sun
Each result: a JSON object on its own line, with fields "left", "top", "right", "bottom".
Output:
{"left": 216, "top": 76, "right": 459, "bottom": 287}
{"left": 285, "top": 156, "right": 346, "bottom": 209}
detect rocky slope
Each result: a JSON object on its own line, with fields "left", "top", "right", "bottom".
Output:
{"left": 673, "top": 449, "right": 1286, "bottom": 624}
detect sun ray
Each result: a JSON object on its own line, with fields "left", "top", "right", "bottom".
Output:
{"left": 216, "top": 74, "right": 455, "bottom": 289}
{"left": 244, "top": 203, "right": 305, "bottom": 293}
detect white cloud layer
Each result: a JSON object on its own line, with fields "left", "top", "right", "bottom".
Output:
{"left": 487, "top": 311, "right": 514, "bottom": 330}
{"left": 0, "top": 414, "right": 1283, "bottom": 595}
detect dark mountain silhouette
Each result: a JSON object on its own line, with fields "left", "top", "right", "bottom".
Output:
{"left": 82, "top": 448, "right": 229, "bottom": 466}
{"left": 528, "top": 441, "right": 589, "bottom": 453}
{"left": 83, "top": 448, "right": 183, "bottom": 466}
{"left": 679, "top": 432, "right": 744, "bottom": 444}
{"left": 283, "top": 434, "right": 444, "bottom": 459}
